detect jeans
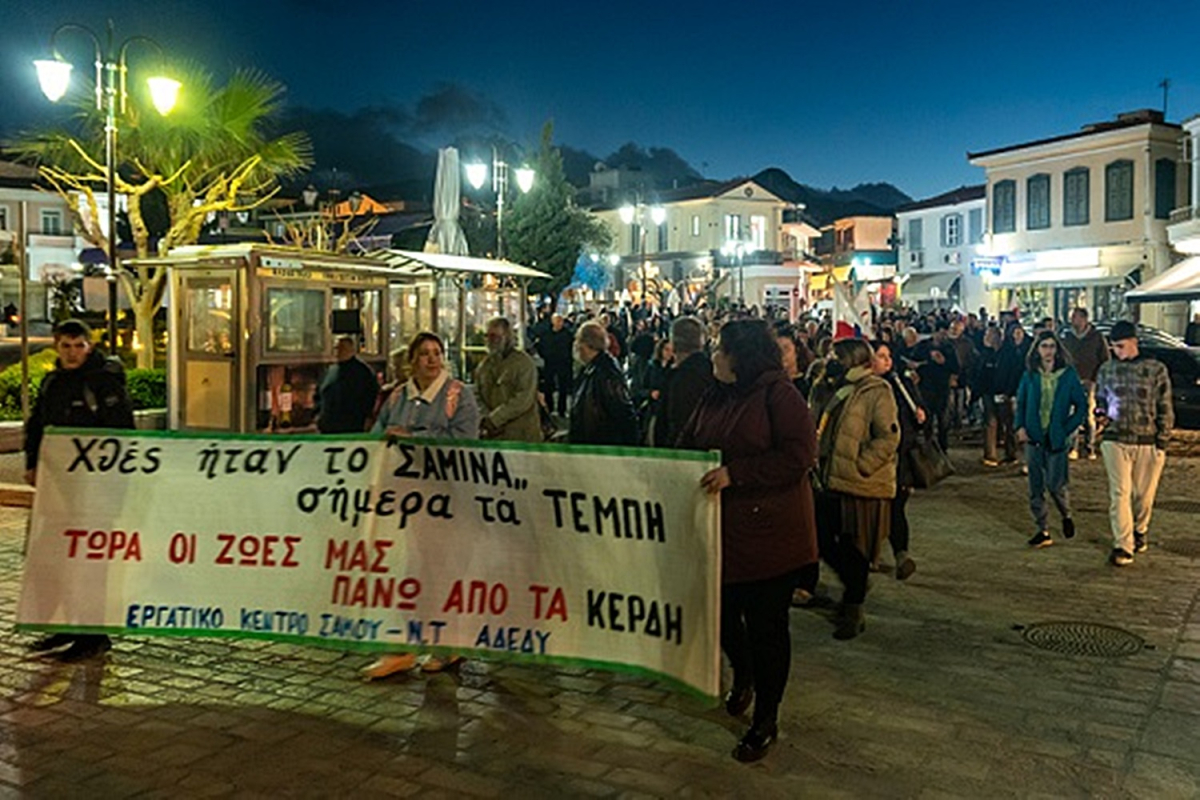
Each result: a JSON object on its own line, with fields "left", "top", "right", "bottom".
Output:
{"left": 984, "top": 394, "right": 1016, "bottom": 462}
{"left": 1026, "top": 442, "right": 1071, "bottom": 532}
{"left": 721, "top": 568, "right": 800, "bottom": 727}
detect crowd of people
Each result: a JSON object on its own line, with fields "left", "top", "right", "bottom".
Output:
{"left": 21, "top": 300, "right": 1175, "bottom": 764}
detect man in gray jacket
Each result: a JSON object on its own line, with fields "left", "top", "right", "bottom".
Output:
{"left": 1061, "top": 307, "right": 1109, "bottom": 459}
{"left": 475, "top": 317, "right": 542, "bottom": 442}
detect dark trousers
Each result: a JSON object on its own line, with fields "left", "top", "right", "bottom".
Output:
{"left": 890, "top": 486, "right": 911, "bottom": 557}
{"left": 543, "top": 362, "right": 573, "bottom": 416}
{"left": 983, "top": 395, "right": 1016, "bottom": 462}
{"left": 815, "top": 491, "right": 871, "bottom": 605}
{"left": 1026, "top": 442, "right": 1070, "bottom": 532}
{"left": 927, "top": 397, "right": 951, "bottom": 452}
{"left": 720, "top": 569, "right": 799, "bottom": 727}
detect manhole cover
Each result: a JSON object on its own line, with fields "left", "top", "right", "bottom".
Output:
{"left": 1159, "top": 539, "right": 1200, "bottom": 558}
{"left": 1156, "top": 499, "right": 1200, "bottom": 514}
{"left": 1021, "top": 622, "right": 1144, "bottom": 658}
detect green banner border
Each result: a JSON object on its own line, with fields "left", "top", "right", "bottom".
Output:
{"left": 46, "top": 427, "right": 720, "bottom": 463}
{"left": 15, "top": 622, "right": 718, "bottom": 705}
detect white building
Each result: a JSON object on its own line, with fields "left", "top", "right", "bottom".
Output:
{"left": 968, "top": 109, "right": 1185, "bottom": 331}
{"left": 591, "top": 178, "right": 802, "bottom": 312}
{"left": 894, "top": 186, "right": 988, "bottom": 313}
{"left": 0, "top": 161, "right": 85, "bottom": 321}
{"left": 1129, "top": 113, "right": 1200, "bottom": 328}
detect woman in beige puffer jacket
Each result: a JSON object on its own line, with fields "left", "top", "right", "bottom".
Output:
{"left": 814, "top": 338, "right": 900, "bottom": 639}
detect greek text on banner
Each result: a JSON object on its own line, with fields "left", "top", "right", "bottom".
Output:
{"left": 17, "top": 430, "right": 722, "bottom": 699}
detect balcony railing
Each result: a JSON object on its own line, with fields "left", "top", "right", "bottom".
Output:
{"left": 1169, "top": 206, "right": 1199, "bottom": 224}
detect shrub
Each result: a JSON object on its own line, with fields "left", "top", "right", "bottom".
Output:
{"left": 0, "top": 348, "right": 59, "bottom": 421}
{"left": 126, "top": 368, "right": 167, "bottom": 410}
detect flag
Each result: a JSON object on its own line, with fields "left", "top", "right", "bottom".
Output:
{"left": 832, "top": 281, "right": 875, "bottom": 340}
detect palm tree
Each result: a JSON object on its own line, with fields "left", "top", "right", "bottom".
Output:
{"left": 9, "top": 63, "right": 312, "bottom": 367}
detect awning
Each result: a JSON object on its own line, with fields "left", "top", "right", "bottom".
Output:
{"left": 900, "top": 271, "right": 960, "bottom": 299}
{"left": 368, "top": 249, "right": 550, "bottom": 280}
{"left": 1126, "top": 257, "right": 1200, "bottom": 303}
{"left": 808, "top": 266, "right": 851, "bottom": 292}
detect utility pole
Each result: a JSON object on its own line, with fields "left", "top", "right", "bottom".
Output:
{"left": 1160, "top": 78, "right": 1171, "bottom": 119}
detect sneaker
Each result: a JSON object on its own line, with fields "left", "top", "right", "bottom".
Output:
{"left": 54, "top": 635, "right": 111, "bottom": 663}
{"left": 1068, "top": 450, "right": 1080, "bottom": 461}
{"left": 1027, "top": 531, "right": 1053, "bottom": 548}
{"left": 361, "top": 653, "right": 418, "bottom": 680}
{"left": 1087, "top": 452, "right": 1098, "bottom": 461}
{"left": 982, "top": 458, "right": 1000, "bottom": 467}
{"left": 791, "top": 588, "right": 813, "bottom": 607}
{"left": 895, "top": 555, "right": 917, "bottom": 581}
{"left": 421, "top": 654, "right": 465, "bottom": 673}
{"left": 1109, "top": 549, "right": 1134, "bottom": 567}
{"left": 28, "top": 633, "right": 75, "bottom": 655}
{"left": 1020, "top": 465, "right": 1029, "bottom": 475}
{"left": 1134, "top": 533, "right": 1148, "bottom": 554}
{"left": 1063, "top": 517, "right": 1076, "bottom": 540}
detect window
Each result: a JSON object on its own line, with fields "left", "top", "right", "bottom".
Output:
{"left": 266, "top": 287, "right": 326, "bottom": 353}
{"left": 992, "top": 180, "right": 1016, "bottom": 234}
{"left": 1105, "top": 160, "right": 1134, "bottom": 221}
{"left": 723, "top": 214, "right": 741, "bottom": 242}
{"left": 657, "top": 223, "right": 667, "bottom": 252}
{"left": 691, "top": 215, "right": 700, "bottom": 237}
{"left": 332, "top": 288, "right": 382, "bottom": 355}
{"left": 1026, "top": 174, "right": 1050, "bottom": 230}
{"left": 1063, "top": 168, "right": 1089, "bottom": 226}
{"left": 750, "top": 215, "right": 766, "bottom": 251}
{"left": 41, "top": 210, "right": 63, "bottom": 235}
{"left": 630, "top": 223, "right": 640, "bottom": 252}
{"left": 941, "top": 213, "right": 962, "bottom": 247}
{"left": 1155, "top": 158, "right": 1177, "bottom": 220}
{"left": 186, "top": 279, "right": 234, "bottom": 355}
{"left": 907, "top": 218, "right": 923, "bottom": 250}
{"left": 0, "top": 207, "right": 7, "bottom": 231}
{"left": 968, "top": 208, "right": 983, "bottom": 244}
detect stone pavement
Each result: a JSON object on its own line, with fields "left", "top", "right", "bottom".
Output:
{"left": 1, "top": 448, "right": 1200, "bottom": 798}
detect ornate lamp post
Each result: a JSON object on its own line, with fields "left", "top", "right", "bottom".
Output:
{"left": 619, "top": 200, "right": 666, "bottom": 305}
{"left": 465, "top": 147, "right": 534, "bottom": 260}
{"left": 35, "top": 20, "right": 180, "bottom": 351}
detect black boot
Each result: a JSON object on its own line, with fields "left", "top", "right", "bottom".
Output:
{"left": 732, "top": 720, "right": 778, "bottom": 762}
{"left": 724, "top": 684, "right": 754, "bottom": 718}
{"left": 834, "top": 603, "right": 865, "bottom": 640}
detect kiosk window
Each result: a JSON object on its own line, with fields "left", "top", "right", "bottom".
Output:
{"left": 266, "top": 288, "right": 325, "bottom": 353}
{"left": 332, "top": 288, "right": 381, "bottom": 354}
{"left": 186, "top": 279, "right": 234, "bottom": 355}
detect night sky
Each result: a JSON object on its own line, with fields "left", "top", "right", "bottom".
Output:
{"left": 1, "top": 0, "right": 1197, "bottom": 201}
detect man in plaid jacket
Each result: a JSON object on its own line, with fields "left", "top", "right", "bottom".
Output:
{"left": 1095, "top": 321, "right": 1173, "bottom": 567}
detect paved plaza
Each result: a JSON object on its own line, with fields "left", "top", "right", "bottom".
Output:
{"left": 1, "top": 448, "right": 1199, "bottom": 798}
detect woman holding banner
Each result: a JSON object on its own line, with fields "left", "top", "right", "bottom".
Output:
{"left": 364, "top": 332, "right": 480, "bottom": 679}
{"left": 678, "top": 319, "right": 818, "bottom": 763}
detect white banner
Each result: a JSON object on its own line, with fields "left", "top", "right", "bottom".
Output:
{"left": 18, "top": 430, "right": 722, "bottom": 698}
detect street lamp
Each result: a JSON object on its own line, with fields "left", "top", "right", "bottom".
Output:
{"left": 618, "top": 201, "right": 666, "bottom": 305}
{"left": 465, "top": 146, "right": 534, "bottom": 260}
{"left": 35, "top": 20, "right": 180, "bottom": 352}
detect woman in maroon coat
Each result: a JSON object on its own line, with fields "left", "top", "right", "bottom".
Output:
{"left": 678, "top": 319, "right": 818, "bottom": 763}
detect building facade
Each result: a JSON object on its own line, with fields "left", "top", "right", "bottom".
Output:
{"left": 968, "top": 109, "right": 1185, "bottom": 330}
{"left": 894, "top": 185, "right": 989, "bottom": 313}
{"left": 0, "top": 161, "right": 84, "bottom": 322}
{"left": 591, "top": 178, "right": 798, "bottom": 311}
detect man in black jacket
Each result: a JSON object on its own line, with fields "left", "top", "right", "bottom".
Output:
{"left": 535, "top": 314, "right": 575, "bottom": 416}
{"left": 24, "top": 319, "right": 134, "bottom": 662}
{"left": 654, "top": 316, "right": 714, "bottom": 447}
{"left": 569, "top": 321, "right": 638, "bottom": 445}
{"left": 316, "top": 336, "right": 380, "bottom": 433}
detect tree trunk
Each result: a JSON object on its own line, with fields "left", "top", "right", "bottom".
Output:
{"left": 134, "top": 294, "right": 157, "bottom": 370}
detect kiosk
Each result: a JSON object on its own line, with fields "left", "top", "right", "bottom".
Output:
{"left": 139, "top": 244, "right": 548, "bottom": 433}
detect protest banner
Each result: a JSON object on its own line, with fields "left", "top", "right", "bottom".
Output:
{"left": 17, "top": 429, "right": 722, "bottom": 698}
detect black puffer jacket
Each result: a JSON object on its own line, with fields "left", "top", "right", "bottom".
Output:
{"left": 569, "top": 351, "right": 639, "bottom": 446}
{"left": 25, "top": 349, "right": 135, "bottom": 469}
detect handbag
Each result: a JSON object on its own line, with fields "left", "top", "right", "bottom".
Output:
{"left": 908, "top": 437, "right": 954, "bottom": 489}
